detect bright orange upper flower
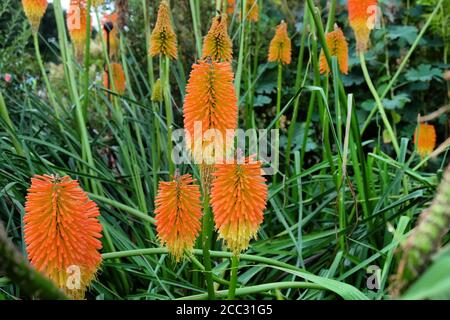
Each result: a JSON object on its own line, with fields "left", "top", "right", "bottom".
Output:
{"left": 414, "top": 123, "right": 436, "bottom": 158}
{"left": 155, "top": 173, "right": 202, "bottom": 262}
{"left": 246, "top": 0, "right": 259, "bottom": 22}
{"left": 102, "top": 12, "right": 119, "bottom": 58}
{"left": 319, "top": 26, "right": 349, "bottom": 75}
{"left": 227, "top": 0, "right": 235, "bottom": 15}
{"left": 24, "top": 174, "right": 103, "bottom": 299}
{"left": 22, "top": 0, "right": 48, "bottom": 32}
{"left": 202, "top": 14, "right": 233, "bottom": 62}
{"left": 268, "top": 21, "right": 291, "bottom": 64}
{"left": 183, "top": 59, "right": 238, "bottom": 163}
{"left": 103, "top": 62, "right": 126, "bottom": 95}
{"left": 67, "top": 0, "right": 91, "bottom": 60}
{"left": 149, "top": 1, "right": 178, "bottom": 60}
{"left": 348, "top": 0, "right": 378, "bottom": 52}
{"left": 210, "top": 155, "right": 268, "bottom": 254}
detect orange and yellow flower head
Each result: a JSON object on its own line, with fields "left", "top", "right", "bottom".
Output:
{"left": 102, "top": 12, "right": 119, "bottom": 58}
{"left": 246, "top": 0, "right": 259, "bottom": 22}
{"left": 414, "top": 123, "right": 436, "bottom": 158}
{"left": 22, "top": 0, "right": 48, "bottom": 32}
{"left": 319, "top": 26, "right": 349, "bottom": 75}
{"left": 202, "top": 14, "right": 233, "bottom": 62}
{"left": 149, "top": 1, "right": 178, "bottom": 60}
{"left": 67, "top": 0, "right": 91, "bottom": 60}
{"left": 268, "top": 21, "right": 291, "bottom": 65}
{"left": 210, "top": 155, "right": 268, "bottom": 254}
{"left": 155, "top": 173, "right": 203, "bottom": 262}
{"left": 24, "top": 174, "right": 103, "bottom": 299}
{"left": 103, "top": 62, "right": 126, "bottom": 95}
{"left": 183, "top": 59, "right": 238, "bottom": 164}
{"left": 348, "top": 0, "right": 378, "bottom": 52}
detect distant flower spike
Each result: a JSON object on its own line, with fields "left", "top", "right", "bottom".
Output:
{"left": 211, "top": 155, "right": 268, "bottom": 254}
{"left": 67, "top": 0, "right": 91, "bottom": 60}
{"left": 183, "top": 60, "right": 238, "bottom": 163}
{"left": 155, "top": 174, "right": 203, "bottom": 262}
{"left": 202, "top": 14, "right": 233, "bottom": 62}
{"left": 24, "top": 174, "right": 103, "bottom": 299}
{"left": 348, "top": 0, "right": 378, "bottom": 53}
{"left": 152, "top": 78, "right": 163, "bottom": 102}
{"left": 21, "top": 0, "right": 48, "bottom": 32}
{"left": 414, "top": 123, "right": 436, "bottom": 158}
{"left": 149, "top": 1, "right": 178, "bottom": 60}
{"left": 268, "top": 21, "right": 292, "bottom": 65}
{"left": 103, "top": 62, "right": 126, "bottom": 95}
{"left": 319, "top": 26, "right": 349, "bottom": 75}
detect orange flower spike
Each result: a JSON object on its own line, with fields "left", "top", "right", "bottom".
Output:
{"left": 24, "top": 175, "right": 103, "bottom": 299}
{"left": 246, "top": 0, "right": 259, "bottom": 22}
{"left": 268, "top": 21, "right": 292, "bottom": 65}
{"left": 319, "top": 26, "right": 349, "bottom": 75}
{"left": 102, "top": 12, "right": 119, "bottom": 58}
{"left": 155, "top": 174, "right": 203, "bottom": 262}
{"left": 202, "top": 14, "right": 233, "bottom": 62}
{"left": 67, "top": 0, "right": 91, "bottom": 60}
{"left": 183, "top": 60, "right": 238, "bottom": 159}
{"left": 211, "top": 156, "right": 268, "bottom": 254}
{"left": 103, "top": 62, "right": 126, "bottom": 95}
{"left": 149, "top": 1, "right": 178, "bottom": 60}
{"left": 22, "top": 0, "right": 48, "bottom": 32}
{"left": 414, "top": 123, "right": 437, "bottom": 158}
{"left": 348, "top": 0, "right": 378, "bottom": 52}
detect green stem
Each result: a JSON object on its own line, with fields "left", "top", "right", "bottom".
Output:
{"left": 32, "top": 33, "right": 61, "bottom": 122}
{"left": 359, "top": 52, "right": 400, "bottom": 156}
{"left": 325, "top": 0, "right": 336, "bottom": 33}
{"left": 190, "top": 0, "right": 202, "bottom": 58}
{"left": 227, "top": 255, "right": 239, "bottom": 299}
{"left": 201, "top": 191, "right": 215, "bottom": 299}
{"left": 273, "top": 62, "right": 282, "bottom": 184}
{"left": 245, "top": 22, "right": 254, "bottom": 128}
{"left": 285, "top": 10, "right": 308, "bottom": 171}
{"left": 81, "top": 0, "right": 92, "bottom": 120}
{"left": 186, "top": 251, "right": 230, "bottom": 286}
{"left": 275, "top": 62, "right": 283, "bottom": 130}
{"left": 102, "top": 248, "right": 308, "bottom": 275}
{"left": 162, "top": 56, "right": 175, "bottom": 176}
{"left": 89, "top": 193, "right": 156, "bottom": 224}
{"left": 235, "top": 0, "right": 247, "bottom": 98}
